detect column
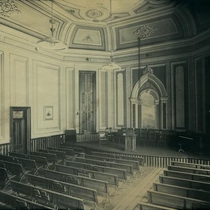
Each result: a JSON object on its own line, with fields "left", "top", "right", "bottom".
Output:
{"left": 154, "top": 99, "right": 159, "bottom": 129}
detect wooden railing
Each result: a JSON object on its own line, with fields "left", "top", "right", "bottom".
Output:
{"left": 76, "top": 134, "right": 99, "bottom": 142}
{"left": 31, "top": 135, "right": 64, "bottom": 152}
{"left": 0, "top": 143, "right": 11, "bottom": 155}
{"left": 91, "top": 149, "right": 210, "bottom": 168}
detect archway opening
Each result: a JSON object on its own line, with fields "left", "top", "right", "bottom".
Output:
{"left": 141, "top": 91, "right": 155, "bottom": 129}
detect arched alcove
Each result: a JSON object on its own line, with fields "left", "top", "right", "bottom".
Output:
{"left": 130, "top": 67, "right": 168, "bottom": 129}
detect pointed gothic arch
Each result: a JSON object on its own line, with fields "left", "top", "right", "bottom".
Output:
{"left": 130, "top": 69, "right": 168, "bottom": 129}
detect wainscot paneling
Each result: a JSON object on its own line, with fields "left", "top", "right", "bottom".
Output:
{"left": 30, "top": 134, "right": 63, "bottom": 152}
{"left": 76, "top": 134, "right": 99, "bottom": 142}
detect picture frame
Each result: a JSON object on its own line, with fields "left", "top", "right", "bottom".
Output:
{"left": 44, "top": 106, "right": 53, "bottom": 120}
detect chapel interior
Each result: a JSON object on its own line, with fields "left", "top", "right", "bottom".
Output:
{"left": 0, "top": 0, "right": 210, "bottom": 209}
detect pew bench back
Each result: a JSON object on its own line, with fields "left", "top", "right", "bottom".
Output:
{"left": 27, "top": 154, "right": 48, "bottom": 168}
{"left": 0, "top": 191, "right": 54, "bottom": 210}
{"left": 148, "top": 190, "right": 210, "bottom": 209}
{"left": 27, "top": 174, "right": 98, "bottom": 203}
{"left": 54, "top": 164, "right": 109, "bottom": 194}
{"left": 164, "top": 169, "right": 210, "bottom": 182}
{"left": 91, "top": 151, "right": 144, "bottom": 165}
{"left": 171, "top": 161, "right": 210, "bottom": 170}
{"left": 75, "top": 156, "right": 133, "bottom": 174}
{"left": 30, "top": 151, "right": 58, "bottom": 164}
{"left": 168, "top": 165, "right": 210, "bottom": 175}
{"left": 153, "top": 182, "right": 210, "bottom": 201}
{"left": 0, "top": 167, "right": 9, "bottom": 189}
{"left": 85, "top": 154, "right": 139, "bottom": 170}
{"left": 0, "top": 160, "right": 24, "bottom": 179}
{"left": 48, "top": 147, "right": 74, "bottom": 156}
{"left": 57, "top": 163, "right": 119, "bottom": 186}
{"left": 159, "top": 175, "right": 210, "bottom": 192}
{"left": 39, "top": 149, "right": 66, "bottom": 161}
{"left": 10, "top": 180, "right": 85, "bottom": 210}
{"left": 136, "top": 202, "right": 176, "bottom": 210}
{"left": 65, "top": 160, "right": 127, "bottom": 180}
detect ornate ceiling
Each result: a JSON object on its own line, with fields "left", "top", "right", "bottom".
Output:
{"left": 53, "top": 0, "right": 174, "bottom": 23}
{"left": 0, "top": 0, "right": 210, "bottom": 52}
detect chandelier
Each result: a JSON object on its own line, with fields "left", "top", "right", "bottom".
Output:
{"left": 0, "top": 0, "right": 20, "bottom": 17}
{"left": 102, "top": 0, "right": 121, "bottom": 71}
{"left": 36, "top": 0, "right": 67, "bottom": 50}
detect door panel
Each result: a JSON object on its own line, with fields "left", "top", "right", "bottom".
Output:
{"left": 79, "top": 72, "right": 96, "bottom": 133}
{"left": 10, "top": 107, "right": 31, "bottom": 154}
{"left": 13, "top": 119, "right": 26, "bottom": 153}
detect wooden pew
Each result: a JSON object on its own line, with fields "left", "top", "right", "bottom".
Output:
{"left": 9, "top": 152, "right": 27, "bottom": 158}
{"left": 168, "top": 165, "right": 210, "bottom": 175}
{"left": 147, "top": 190, "right": 210, "bottom": 209}
{"left": 0, "top": 154, "right": 18, "bottom": 163}
{"left": 39, "top": 149, "right": 66, "bottom": 162}
{"left": 153, "top": 182, "right": 210, "bottom": 201}
{"left": 0, "top": 167, "right": 9, "bottom": 189}
{"left": 27, "top": 154, "right": 49, "bottom": 169}
{"left": 56, "top": 164, "right": 119, "bottom": 186}
{"left": 84, "top": 154, "right": 139, "bottom": 170}
{"left": 74, "top": 156, "right": 133, "bottom": 174}
{"left": 30, "top": 151, "right": 58, "bottom": 165}
{"left": 136, "top": 202, "right": 176, "bottom": 210}
{"left": 27, "top": 173, "right": 98, "bottom": 204}
{"left": 0, "top": 160, "right": 24, "bottom": 180}
{"left": 0, "top": 191, "right": 53, "bottom": 210}
{"left": 8, "top": 154, "right": 38, "bottom": 174}
{"left": 66, "top": 160, "right": 127, "bottom": 180}
{"left": 159, "top": 175, "right": 210, "bottom": 192}
{"left": 60, "top": 145, "right": 86, "bottom": 153}
{"left": 1, "top": 153, "right": 37, "bottom": 174}
{"left": 91, "top": 151, "right": 144, "bottom": 165}
{"left": 17, "top": 157, "right": 37, "bottom": 174}
{"left": 48, "top": 147, "right": 74, "bottom": 156}
{"left": 39, "top": 169, "right": 109, "bottom": 196}
{"left": 163, "top": 169, "right": 210, "bottom": 182}
{"left": 10, "top": 180, "right": 85, "bottom": 210}
{"left": 171, "top": 161, "right": 210, "bottom": 170}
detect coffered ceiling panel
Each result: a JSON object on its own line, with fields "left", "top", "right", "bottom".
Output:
{"left": 70, "top": 26, "right": 105, "bottom": 50}
{"left": 116, "top": 15, "right": 183, "bottom": 50}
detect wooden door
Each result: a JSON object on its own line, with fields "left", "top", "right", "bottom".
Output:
{"left": 10, "top": 107, "right": 31, "bottom": 154}
{"left": 13, "top": 118, "right": 26, "bottom": 153}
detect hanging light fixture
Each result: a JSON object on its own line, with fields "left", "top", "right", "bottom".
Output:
{"left": 133, "top": 24, "right": 158, "bottom": 74}
{"left": 37, "top": 0, "right": 67, "bottom": 50}
{"left": 102, "top": 0, "right": 121, "bottom": 70}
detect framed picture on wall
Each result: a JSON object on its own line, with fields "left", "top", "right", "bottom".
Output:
{"left": 44, "top": 106, "right": 53, "bottom": 120}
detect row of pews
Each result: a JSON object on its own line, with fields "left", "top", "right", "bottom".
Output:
{"left": 0, "top": 144, "right": 144, "bottom": 209}
{"left": 137, "top": 161, "right": 210, "bottom": 210}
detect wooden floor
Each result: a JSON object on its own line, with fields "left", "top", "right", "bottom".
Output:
{"left": 95, "top": 166, "right": 163, "bottom": 210}
{"left": 71, "top": 141, "right": 207, "bottom": 209}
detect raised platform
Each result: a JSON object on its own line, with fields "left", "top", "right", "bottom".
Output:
{"left": 72, "top": 141, "right": 210, "bottom": 168}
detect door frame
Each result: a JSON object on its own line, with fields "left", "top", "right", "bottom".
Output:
{"left": 10, "top": 106, "right": 31, "bottom": 153}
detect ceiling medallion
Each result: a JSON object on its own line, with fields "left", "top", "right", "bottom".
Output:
{"left": 86, "top": 9, "right": 103, "bottom": 19}
{"left": 133, "top": 24, "right": 158, "bottom": 38}
{"left": 0, "top": 0, "right": 20, "bottom": 17}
